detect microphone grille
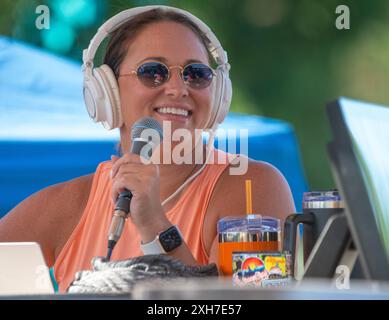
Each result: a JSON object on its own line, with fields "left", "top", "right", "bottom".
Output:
{"left": 131, "top": 117, "right": 163, "bottom": 140}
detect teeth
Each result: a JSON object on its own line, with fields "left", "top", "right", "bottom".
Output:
{"left": 156, "top": 107, "right": 189, "bottom": 116}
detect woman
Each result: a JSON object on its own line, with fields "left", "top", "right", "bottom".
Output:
{"left": 0, "top": 6, "right": 295, "bottom": 292}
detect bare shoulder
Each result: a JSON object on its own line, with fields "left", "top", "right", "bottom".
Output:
{"left": 208, "top": 158, "right": 296, "bottom": 223}
{"left": 0, "top": 174, "right": 94, "bottom": 266}
{"left": 203, "top": 159, "right": 296, "bottom": 260}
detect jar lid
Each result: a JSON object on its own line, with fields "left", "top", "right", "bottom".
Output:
{"left": 217, "top": 214, "right": 280, "bottom": 234}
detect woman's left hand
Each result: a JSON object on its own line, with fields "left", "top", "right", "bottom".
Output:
{"left": 110, "top": 154, "right": 168, "bottom": 232}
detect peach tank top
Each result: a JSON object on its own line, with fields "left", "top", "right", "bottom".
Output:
{"left": 53, "top": 148, "right": 239, "bottom": 292}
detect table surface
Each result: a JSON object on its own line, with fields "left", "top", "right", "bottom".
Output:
{"left": 1, "top": 278, "right": 389, "bottom": 300}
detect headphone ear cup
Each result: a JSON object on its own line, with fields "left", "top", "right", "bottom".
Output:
{"left": 215, "top": 69, "right": 232, "bottom": 126}
{"left": 208, "top": 67, "right": 232, "bottom": 130}
{"left": 90, "top": 64, "right": 122, "bottom": 130}
{"left": 83, "top": 71, "right": 102, "bottom": 123}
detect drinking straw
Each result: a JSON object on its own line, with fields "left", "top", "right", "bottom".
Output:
{"left": 245, "top": 179, "right": 253, "bottom": 215}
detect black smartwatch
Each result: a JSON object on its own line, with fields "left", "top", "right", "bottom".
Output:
{"left": 140, "top": 225, "right": 183, "bottom": 254}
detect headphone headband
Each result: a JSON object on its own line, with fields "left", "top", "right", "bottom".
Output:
{"left": 83, "top": 5, "right": 228, "bottom": 72}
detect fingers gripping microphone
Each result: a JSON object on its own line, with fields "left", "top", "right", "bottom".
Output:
{"left": 106, "top": 117, "right": 163, "bottom": 260}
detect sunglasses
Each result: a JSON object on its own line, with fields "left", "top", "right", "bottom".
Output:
{"left": 119, "top": 61, "right": 215, "bottom": 89}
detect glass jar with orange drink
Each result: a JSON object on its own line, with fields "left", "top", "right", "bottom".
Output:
{"left": 217, "top": 214, "right": 281, "bottom": 275}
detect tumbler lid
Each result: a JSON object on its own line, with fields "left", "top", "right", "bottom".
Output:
{"left": 303, "top": 190, "right": 344, "bottom": 209}
{"left": 217, "top": 214, "right": 280, "bottom": 234}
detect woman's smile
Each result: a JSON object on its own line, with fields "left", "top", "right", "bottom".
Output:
{"left": 153, "top": 103, "right": 193, "bottom": 123}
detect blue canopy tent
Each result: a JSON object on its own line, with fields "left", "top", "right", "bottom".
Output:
{"left": 0, "top": 36, "right": 307, "bottom": 217}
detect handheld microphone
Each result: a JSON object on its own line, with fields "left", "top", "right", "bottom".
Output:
{"left": 106, "top": 117, "right": 163, "bottom": 260}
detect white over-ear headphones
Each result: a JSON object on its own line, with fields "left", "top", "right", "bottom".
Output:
{"left": 82, "top": 5, "right": 232, "bottom": 131}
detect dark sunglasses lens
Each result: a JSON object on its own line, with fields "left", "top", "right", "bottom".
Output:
{"left": 183, "top": 64, "right": 213, "bottom": 89}
{"left": 137, "top": 62, "right": 168, "bottom": 87}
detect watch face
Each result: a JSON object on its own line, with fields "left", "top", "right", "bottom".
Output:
{"left": 159, "top": 226, "right": 183, "bottom": 252}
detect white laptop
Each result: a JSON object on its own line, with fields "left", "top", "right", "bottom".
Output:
{"left": 0, "top": 242, "right": 55, "bottom": 295}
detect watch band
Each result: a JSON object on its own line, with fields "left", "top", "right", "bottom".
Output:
{"left": 141, "top": 235, "right": 166, "bottom": 255}
{"left": 140, "top": 225, "right": 182, "bottom": 255}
